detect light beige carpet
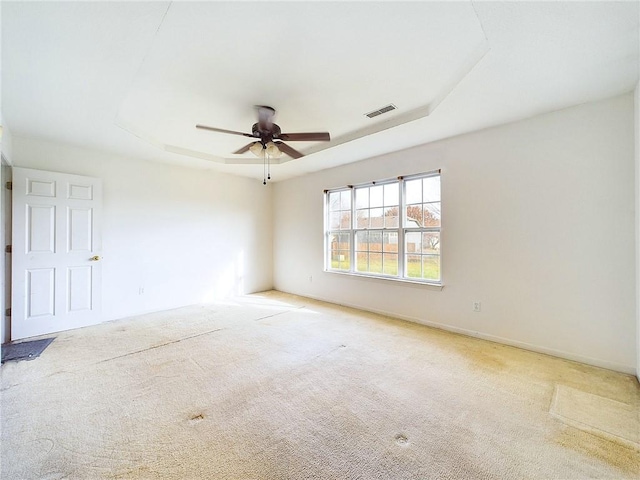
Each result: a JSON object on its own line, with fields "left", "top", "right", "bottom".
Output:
{"left": 1, "top": 291, "right": 639, "bottom": 479}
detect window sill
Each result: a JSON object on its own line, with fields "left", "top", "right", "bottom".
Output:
{"left": 324, "top": 269, "right": 444, "bottom": 290}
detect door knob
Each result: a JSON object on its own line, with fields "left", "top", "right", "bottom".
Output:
{"left": 90, "top": 255, "right": 101, "bottom": 261}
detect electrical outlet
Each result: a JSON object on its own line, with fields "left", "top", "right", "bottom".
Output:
{"left": 309, "top": 275, "right": 313, "bottom": 283}
{"left": 139, "top": 287, "right": 144, "bottom": 295}
{"left": 473, "top": 301, "right": 481, "bottom": 312}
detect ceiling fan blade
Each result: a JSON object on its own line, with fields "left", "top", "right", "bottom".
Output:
{"left": 196, "top": 124, "right": 254, "bottom": 137}
{"left": 274, "top": 141, "right": 304, "bottom": 159}
{"left": 233, "top": 142, "right": 255, "bottom": 155}
{"left": 255, "top": 105, "right": 275, "bottom": 131}
{"left": 278, "top": 132, "right": 330, "bottom": 142}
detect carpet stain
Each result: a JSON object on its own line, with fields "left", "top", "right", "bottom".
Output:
{"left": 189, "top": 413, "right": 205, "bottom": 423}
{"left": 395, "top": 433, "right": 409, "bottom": 446}
{"left": 148, "top": 359, "right": 173, "bottom": 370}
{"left": 554, "top": 427, "right": 640, "bottom": 476}
{"left": 467, "top": 347, "right": 507, "bottom": 372}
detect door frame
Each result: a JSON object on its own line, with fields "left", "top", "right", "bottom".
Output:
{"left": 1, "top": 156, "right": 11, "bottom": 345}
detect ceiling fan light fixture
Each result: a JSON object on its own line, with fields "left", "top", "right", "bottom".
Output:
{"left": 249, "top": 142, "right": 264, "bottom": 157}
{"left": 196, "top": 106, "right": 329, "bottom": 173}
{"left": 265, "top": 141, "right": 282, "bottom": 158}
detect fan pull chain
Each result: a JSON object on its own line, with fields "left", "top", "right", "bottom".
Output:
{"left": 262, "top": 146, "right": 266, "bottom": 185}
{"left": 267, "top": 151, "right": 271, "bottom": 180}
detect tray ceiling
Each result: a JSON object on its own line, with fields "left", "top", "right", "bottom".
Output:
{"left": 2, "top": 1, "right": 639, "bottom": 181}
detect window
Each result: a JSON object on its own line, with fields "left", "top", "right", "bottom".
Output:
{"left": 325, "top": 171, "right": 441, "bottom": 283}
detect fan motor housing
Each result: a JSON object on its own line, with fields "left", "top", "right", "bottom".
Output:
{"left": 252, "top": 122, "right": 281, "bottom": 142}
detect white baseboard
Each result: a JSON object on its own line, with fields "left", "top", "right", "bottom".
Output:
{"left": 280, "top": 289, "right": 637, "bottom": 376}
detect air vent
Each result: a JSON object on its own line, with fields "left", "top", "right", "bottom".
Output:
{"left": 365, "top": 104, "right": 397, "bottom": 119}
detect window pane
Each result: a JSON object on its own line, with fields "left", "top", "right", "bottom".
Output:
{"left": 370, "top": 185, "right": 383, "bottom": 208}
{"left": 384, "top": 183, "right": 399, "bottom": 206}
{"left": 329, "top": 229, "right": 350, "bottom": 271}
{"left": 356, "top": 252, "right": 369, "bottom": 272}
{"left": 406, "top": 254, "right": 421, "bottom": 278}
{"left": 405, "top": 231, "right": 421, "bottom": 253}
{"left": 338, "top": 232, "right": 350, "bottom": 249}
{"left": 355, "top": 188, "right": 369, "bottom": 209}
{"left": 330, "top": 192, "right": 341, "bottom": 211}
{"left": 423, "top": 176, "right": 440, "bottom": 202}
{"left": 405, "top": 204, "right": 422, "bottom": 227}
{"left": 369, "top": 253, "right": 383, "bottom": 273}
{"left": 369, "top": 208, "right": 384, "bottom": 228}
{"left": 383, "top": 253, "right": 398, "bottom": 275}
{"left": 330, "top": 212, "right": 341, "bottom": 229}
{"left": 339, "top": 211, "right": 351, "bottom": 229}
{"left": 356, "top": 209, "right": 369, "bottom": 228}
{"left": 369, "top": 231, "right": 382, "bottom": 252}
{"left": 384, "top": 207, "right": 399, "bottom": 228}
{"left": 330, "top": 250, "right": 340, "bottom": 268}
{"left": 422, "top": 255, "right": 440, "bottom": 280}
{"left": 331, "top": 212, "right": 351, "bottom": 229}
{"left": 339, "top": 250, "right": 351, "bottom": 270}
{"left": 423, "top": 203, "right": 441, "bottom": 227}
{"left": 340, "top": 190, "right": 351, "bottom": 209}
{"left": 422, "top": 232, "right": 440, "bottom": 254}
{"left": 355, "top": 231, "right": 368, "bottom": 251}
{"left": 383, "top": 231, "right": 398, "bottom": 252}
{"left": 405, "top": 179, "right": 422, "bottom": 204}
{"left": 331, "top": 250, "right": 350, "bottom": 270}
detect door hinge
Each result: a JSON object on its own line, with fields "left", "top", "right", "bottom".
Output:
{"left": 4, "top": 245, "right": 11, "bottom": 253}
{"left": 5, "top": 181, "right": 12, "bottom": 190}
{"left": 5, "top": 308, "right": 10, "bottom": 317}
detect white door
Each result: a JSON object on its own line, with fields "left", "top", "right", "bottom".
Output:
{"left": 11, "top": 167, "right": 102, "bottom": 340}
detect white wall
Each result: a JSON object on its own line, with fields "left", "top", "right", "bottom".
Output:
{"left": 11, "top": 137, "right": 273, "bottom": 322}
{"left": 274, "top": 93, "right": 636, "bottom": 374}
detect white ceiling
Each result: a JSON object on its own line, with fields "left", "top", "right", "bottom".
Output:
{"left": 2, "top": 1, "right": 639, "bottom": 181}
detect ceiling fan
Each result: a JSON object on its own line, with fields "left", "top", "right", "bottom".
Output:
{"left": 196, "top": 105, "right": 330, "bottom": 159}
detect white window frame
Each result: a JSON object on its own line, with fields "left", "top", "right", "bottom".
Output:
{"left": 324, "top": 170, "right": 441, "bottom": 285}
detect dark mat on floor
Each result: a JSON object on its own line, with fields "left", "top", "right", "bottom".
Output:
{"left": 1, "top": 337, "right": 55, "bottom": 364}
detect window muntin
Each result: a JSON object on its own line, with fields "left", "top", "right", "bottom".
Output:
{"left": 325, "top": 172, "right": 441, "bottom": 283}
